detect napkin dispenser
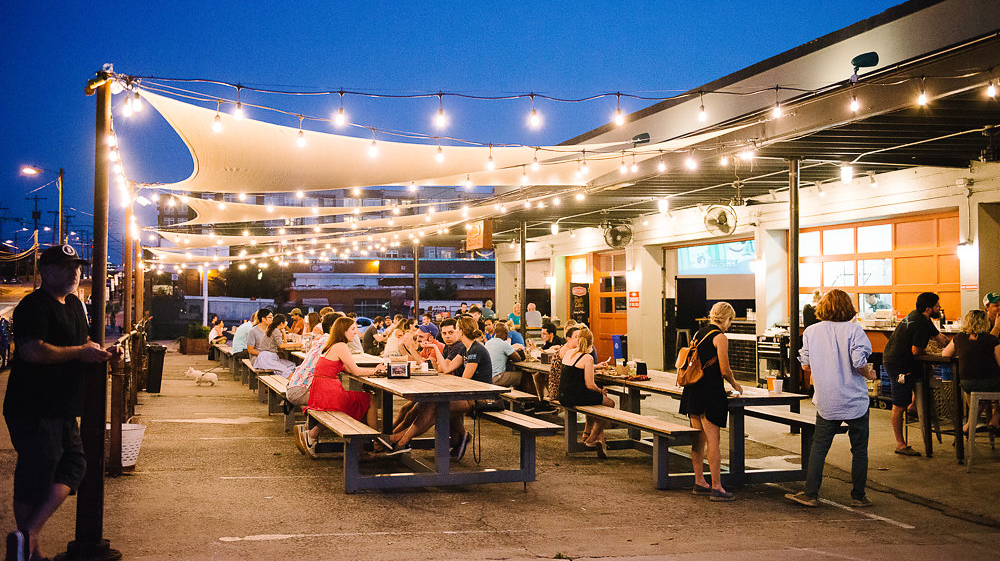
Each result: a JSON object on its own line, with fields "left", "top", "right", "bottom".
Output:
{"left": 636, "top": 361, "right": 647, "bottom": 377}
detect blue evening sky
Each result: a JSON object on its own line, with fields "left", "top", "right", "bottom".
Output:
{"left": 1, "top": 1, "right": 902, "bottom": 262}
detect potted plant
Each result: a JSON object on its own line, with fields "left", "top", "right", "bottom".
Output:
{"left": 179, "top": 323, "right": 211, "bottom": 355}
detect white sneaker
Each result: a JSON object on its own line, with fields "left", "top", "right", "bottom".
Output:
{"left": 303, "top": 431, "right": 318, "bottom": 459}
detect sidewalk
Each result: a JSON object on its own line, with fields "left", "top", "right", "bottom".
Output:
{"left": 1, "top": 344, "right": 998, "bottom": 560}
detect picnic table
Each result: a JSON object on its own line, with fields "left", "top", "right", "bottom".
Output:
{"left": 514, "top": 361, "right": 810, "bottom": 486}
{"left": 288, "top": 350, "right": 383, "bottom": 367}
{"left": 338, "top": 371, "right": 550, "bottom": 491}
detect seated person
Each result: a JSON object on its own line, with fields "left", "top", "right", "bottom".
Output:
{"left": 362, "top": 316, "right": 388, "bottom": 355}
{"left": 420, "top": 313, "right": 440, "bottom": 339}
{"left": 506, "top": 320, "right": 525, "bottom": 346}
{"left": 249, "top": 312, "right": 297, "bottom": 377}
{"left": 285, "top": 312, "right": 336, "bottom": 406}
{"left": 307, "top": 311, "right": 323, "bottom": 335}
{"left": 539, "top": 322, "right": 565, "bottom": 349}
{"left": 484, "top": 323, "right": 525, "bottom": 388}
{"left": 392, "top": 319, "right": 463, "bottom": 436}
{"left": 387, "top": 317, "right": 489, "bottom": 460}
{"left": 941, "top": 309, "right": 1000, "bottom": 435}
{"left": 483, "top": 317, "right": 496, "bottom": 340}
{"left": 208, "top": 318, "right": 227, "bottom": 344}
{"left": 417, "top": 326, "right": 444, "bottom": 363}
{"left": 558, "top": 327, "right": 614, "bottom": 451}
{"left": 288, "top": 308, "right": 306, "bottom": 335}
{"left": 299, "top": 317, "right": 385, "bottom": 457}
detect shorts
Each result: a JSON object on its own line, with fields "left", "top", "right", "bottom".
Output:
{"left": 961, "top": 378, "right": 1000, "bottom": 393}
{"left": 885, "top": 365, "right": 915, "bottom": 408}
{"left": 285, "top": 384, "right": 309, "bottom": 406}
{"left": 491, "top": 371, "right": 522, "bottom": 388}
{"left": 5, "top": 416, "right": 87, "bottom": 503}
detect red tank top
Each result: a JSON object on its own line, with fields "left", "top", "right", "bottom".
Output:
{"left": 314, "top": 356, "right": 345, "bottom": 379}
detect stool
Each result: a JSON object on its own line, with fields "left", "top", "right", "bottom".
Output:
{"left": 675, "top": 329, "right": 693, "bottom": 350}
{"left": 966, "top": 391, "right": 1000, "bottom": 472}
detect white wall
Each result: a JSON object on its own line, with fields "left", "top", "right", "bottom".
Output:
{"left": 676, "top": 274, "right": 755, "bottom": 300}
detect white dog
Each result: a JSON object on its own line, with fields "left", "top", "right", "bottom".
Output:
{"left": 185, "top": 367, "right": 218, "bottom": 386}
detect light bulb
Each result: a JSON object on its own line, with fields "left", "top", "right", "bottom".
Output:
{"left": 580, "top": 160, "right": 589, "bottom": 174}
{"left": 658, "top": 199, "right": 669, "bottom": 214}
{"left": 772, "top": 104, "right": 782, "bottom": 118}
{"left": 435, "top": 108, "right": 447, "bottom": 129}
{"left": 238, "top": 193, "right": 246, "bottom": 201}
{"left": 552, "top": 197, "right": 560, "bottom": 206}
{"left": 436, "top": 145, "right": 444, "bottom": 163}
{"left": 296, "top": 190, "right": 304, "bottom": 198}
{"left": 106, "top": 134, "right": 116, "bottom": 147}
{"left": 464, "top": 175, "right": 472, "bottom": 190}
{"left": 167, "top": 198, "right": 176, "bottom": 207}
{"left": 213, "top": 114, "right": 222, "bottom": 133}
{"left": 988, "top": 82, "right": 997, "bottom": 98}
{"left": 524, "top": 200, "right": 531, "bottom": 209}
{"left": 917, "top": 91, "right": 927, "bottom": 106}
{"left": 368, "top": 139, "right": 378, "bottom": 158}
{"left": 486, "top": 155, "right": 495, "bottom": 170}
{"left": 352, "top": 187, "right": 361, "bottom": 196}
{"left": 841, "top": 164, "right": 853, "bottom": 184}
{"left": 528, "top": 109, "right": 541, "bottom": 128}
{"left": 575, "top": 192, "right": 585, "bottom": 201}
{"left": 620, "top": 162, "right": 627, "bottom": 174}
{"left": 720, "top": 155, "right": 729, "bottom": 166}
{"left": 849, "top": 95, "right": 859, "bottom": 112}
{"left": 242, "top": 230, "right": 249, "bottom": 237}
{"left": 122, "top": 97, "right": 133, "bottom": 117}
{"left": 133, "top": 91, "right": 143, "bottom": 112}
{"left": 614, "top": 108, "right": 625, "bottom": 126}
{"left": 521, "top": 169, "right": 529, "bottom": 185}
{"left": 685, "top": 157, "right": 697, "bottom": 170}
{"left": 630, "top": 163, "right": 638, "bottom": 173}
{"left": 334, "top": 107, "right": 346, "bottom": 126}
{"left": 218, "top": 202, "right": 226, "bottom": 210}
{"left": 408, "top": 182, "right": 417, "bottom": 192}
{"left": 531, "top": 151, "right": 539, "bottom": 171}
{"left": 551, "top": 223, "right": 559, "bottom": 235}
{"left": 698, "top": 104, "right": 707, "bottom": 122}
{"left": 297, "top": 129, "right": 306, "bottom": 148}
{"left": 233, "top": 102, "right": 244, "bottom": 120}
{"left": 266, "top": 204, "right": 274, "bottom": 212}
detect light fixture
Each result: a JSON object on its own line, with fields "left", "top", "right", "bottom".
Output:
{"left": 987, "top": 79, "right": 997, "bottom": 98}
{"left": 956, "top": 240, "right": 975, "bottom": 261}
{"left": 334, "top": 90, "right": 346, "bottom": 126}
{"left": 233, "top": 100, "right": 244, "bottom": 121}
{"left": 434, "top": 93, "right": 447, "bottom": 129}
{"left": 552, "top": 197, "right": 560, "bottom": 206}
{"left": 816, "top": 182, "right": 825, "bottom": 197}
{"left": 580, "top": 150, "right": 590, "bottom": 174}
{"left": 527, "top": 94, "right": 541, "bottom": 128}
{"left": 122, "top": 94, "right": 133, "bottom": 117}
{"left": 868, "top": 171, "right": 878, "bottom": 187}
{"left": 524, "top": 200, "right": 532, "bottom": 209}
{"left": 658, "top": 199, "right": 669, "bottom": 214}
{"left": 368, "top": 136, "right": 378, "bottom": 158}
{"left": 213, "top": 102, "right": 222, "bottom": 133}
{"left": 698, "top": 92, "right": 707, "bottom": 122}
{"left": 575, "top": 192, "right": 585, "bottom": 201}
{"left": 436, "top": 143, "right": 444, "bottom": 163}
{"left": 720, "top": 154, "right": 729, "bottom": 166}
{"left": 297, "top": 116, "right": 306, "bottom": 148}
{"left": 551, "top": 223, "right": 559, "bottom": 235}
{"left": 849, "top": 94, "right": 859, "bottom": 113}
{"left": 917, "top": 77, "right": 927, "bottom": 106}
{"left": 296, "top": 190, "right": 304, "bottom": 199}
{"left": 531, "top": 148, "right": 540, "bottom": 171}
{"left": 685, "top": 154, "right": 697, "bottom": 170}
{"left": 486, "top": 143, "right": 495, "bottom": 170}
{"left": 630, "top": 153, "right": 638, "bottom": 173}
{"left": 841, "top": 164, "right": 853, "bottom": 184}
{"left": 614, "top": 93, "right": 625, "bottom": 126}
{"left": 619, "top": 152, "right": 628, "bottom": 174}
{"left": 658, "top": 151, "right": 667, "bottom": 172}
{"left": 521, "top": 165, "right": 529, "bottom": 185}
{"left": 771, "top": 86, "right": 782, "bottom": 118}
{"left": 408, "top": 182, "right": 417, "bottom": 192}
{"left": 464, "top": 175, "right": 473, "bottom": 190}
{"left": 352, "top": 187, "right": 361, "bottom": 196}
{"left": 238, "top": 192, "right": 246, "bottom": 201}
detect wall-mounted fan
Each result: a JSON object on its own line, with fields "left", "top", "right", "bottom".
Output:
{"left": 604, "top": 224, "right": 633, "bottom": 249}
{"left": 704, "top": 205, "right": 738, "bottom": 236}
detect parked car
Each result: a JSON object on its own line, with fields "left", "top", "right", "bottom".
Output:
{"left": 354, "top": 316, "right": 373, "bottom": 328}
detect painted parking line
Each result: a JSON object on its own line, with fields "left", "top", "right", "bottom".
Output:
{"left": 766, "top": 483, "right": 915, "bottom": 529}
{"left": 219, "top": 526, "right": 623, "bottom": 543}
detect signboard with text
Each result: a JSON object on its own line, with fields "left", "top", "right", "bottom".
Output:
{"left": 466, "top": 219, "right": 493, "bottom": 251}
{"left": 628, "top": 291, "right": 640, "bottom": 308}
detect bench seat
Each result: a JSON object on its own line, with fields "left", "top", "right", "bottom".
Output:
{"left": 256, "top": 374, "right": 303, "bottom": 432}
{"left": 558, "top": 403, "right": 699, "bottom": 489}
{"left": 307, "top": 410, "right": 381, "bottom": 493}
{"left": 241, "top": 358, "right": 272, "bottom": 391}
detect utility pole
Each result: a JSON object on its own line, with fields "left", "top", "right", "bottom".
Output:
{"left": 26, "top": 194, "right": 46, "bottom": 235}
{"left": 47, "top": 211, "right": 59, "bottom": 244}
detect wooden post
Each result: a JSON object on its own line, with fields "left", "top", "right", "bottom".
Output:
{"left": 123, "top": 192, "right": 133, "bottom": 334}
{"left": 519, "top": 221, "right": 527, "bottom": 342}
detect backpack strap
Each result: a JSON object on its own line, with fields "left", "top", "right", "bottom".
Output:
{"left": 692, "top": 328, "right": 720, "bottom": 348}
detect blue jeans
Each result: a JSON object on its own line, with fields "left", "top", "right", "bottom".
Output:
{"left": 805, "top": 410, "right": 869, "bottom": 500}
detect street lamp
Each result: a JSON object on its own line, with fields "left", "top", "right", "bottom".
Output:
{"left": 20, "top": 165, "right": 64, "bottom": 243}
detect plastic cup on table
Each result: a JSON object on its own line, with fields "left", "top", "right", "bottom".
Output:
{"left": 766, "top": 376, "right": 777, "bottom": 393}
{"left": 771, "top": 379, "right": 783, "bottom": 394}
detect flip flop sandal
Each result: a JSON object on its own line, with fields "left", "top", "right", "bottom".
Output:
{"left": 894, "top": 446, "right": 921, "bottom": 456}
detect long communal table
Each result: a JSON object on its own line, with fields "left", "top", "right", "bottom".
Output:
{"left": 515, "top": 361, "right": 810, "bottom": 486}
{"left": 288, "top": 350, "right": 383, "bottom": 367}
{"left": 339, "top": 372, "right": 535, "bottom": 491}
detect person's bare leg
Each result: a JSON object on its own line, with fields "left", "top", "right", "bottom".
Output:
{"left": 17, "top": 483, "right": 71, "bottom": 558}
{"left": 365, "top": 394, "right": 379, "bottom": 430}
{"left": 397, "top": 405, "right": 436, "bottom": 446}
{"left": 990, "top": 400, "right": 1000, "bottom": 429}
{"left": 449, "top": 401, "right": 471, "bottom": 445}
{"left": 689, "top": 416, "right": 708, "bottom": 487}
{"left": 700, "top": 419, "right": 726, "bottom": 493}
{"left": 891, "top": 405, "right": 907, "bottom": 448}
{"left": 392, "top": 401, "right": 416, "bottom": 432}
{"left": 531, "top": 373, "right": 547, "bottom": 400}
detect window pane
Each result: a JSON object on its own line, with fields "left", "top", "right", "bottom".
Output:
{"left": 823, "top": 228, "right": 854, "bottom": 255}
{"left": 600, "top": 277, "right": 613, "bottom": 292}
{"left": 823, "top": 261, "right": 855, "bottom": 286}
{"left": 858, "top": 259, "right": 891, "bottom": 286}
{"left": 857, "top": 224, "right": 892, "bottom": 253}
{"left": 612, "top": 253, "right": 627, "bottom": 271}
{"left": 612, "top": 275, "right": 626, "bottom": 292}
{"left": 800, "top": 262, "right": 822, "bottom": 287}
{"left": 860, "top": 293, "right": 893, "bottom": 316}
{"left": 615, "top": 297, "right": 627, "bottom": 312}
{"left": 800, "top": 232, "right": 821, "bottom": 257}
{"left": 600, "top": 297, "right": 614, "bottom": 313}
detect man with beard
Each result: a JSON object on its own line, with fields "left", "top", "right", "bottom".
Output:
{"left": 882, "top": 292, "right": 949, "bottom": 456}
{"left": 4, "top": 245, "right": 122, "bottom": 561}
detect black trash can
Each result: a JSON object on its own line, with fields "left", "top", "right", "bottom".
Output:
{"left": 146, "top": 344, "right": 167, "bottom": 393}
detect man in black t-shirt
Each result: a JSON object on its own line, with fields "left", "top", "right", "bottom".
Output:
{"left": 540, "top": 322, "right": 566, "bottom": 350}
{"left": 362, "top": 316, "right": 386, "bottom": 355}
{"left": 882, "top": 292, "right": 949, "bottom": 456}
{"left": 4, "top": 245, "right": 121, "bottom": 561}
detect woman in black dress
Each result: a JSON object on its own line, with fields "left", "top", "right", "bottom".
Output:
{"left": 679, "top": 302, "right": 744, "bottom": 501}
{"left": 558, "top": 327, "right": 615, "bottom": 454}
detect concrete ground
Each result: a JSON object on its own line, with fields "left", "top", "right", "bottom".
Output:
{"left": 2, "top": 343, "right": 999, "bottom": 560}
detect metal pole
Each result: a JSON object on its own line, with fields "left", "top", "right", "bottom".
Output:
{"left": 202, "top": 266, "right": 209, "bottom": 325}
{"left": 62, "top": 71, "right": 121, "bottom": 561}
{"left": 123, "top": 193, "right": 133, "bottom": 335}
{"left": 787, "top": 158, "right": 802, "bottom": 394}
{"left": 32, "top": 230, "right": 39, "bottom": 289}
{"left": 58, "top": 167, "right": 65, "bottom": 243}
{"left": 519, "top": 220, "right": 527, "bottom": 342}
{"left": 135, "top": 241, "right": 143, "bottom": 322}
{"left": 412, "top": 245, "right": 420, "bottom": 319}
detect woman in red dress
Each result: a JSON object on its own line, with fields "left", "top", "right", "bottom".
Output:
{"left": 298, "top": 317, "right": 384, "bottom": 455}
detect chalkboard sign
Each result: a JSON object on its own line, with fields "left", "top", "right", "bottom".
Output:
{"left": 570, "top": 283, "right": 590, "bottom": 325}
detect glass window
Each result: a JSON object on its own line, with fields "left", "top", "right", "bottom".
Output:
{"left": 800, "top": 262, "right": 822, "bottom": 287}
{"left": 600, "top": 297, "right": 615, "bottom": 313}
{"left": 600, "top": 277, "right": 613, "bottom": 292}
{"left": 614, "top": 296, "right": 627, "bottom": 312}
{"left": 859, "top": 293, "right": 893, "bottom": 316}
{"left": 613, "top": 275, "right": 626, "bottom": 292}
{"left": 823, "top": 261, "right": 855, "bottom": 286}
{"left": 858, "top": 259, "right": 891, "bottom": 286}
{"left": 800, "top": 231, "right": 821, "bottom": 257}
{"left": 822, "top": 228, "right": 855, "bottom": 255}
{"left": 612, "top": 253, "right": 627, "bottom": 271}
{"left": 857, "top": 224, "right": 892, "bottom": 253}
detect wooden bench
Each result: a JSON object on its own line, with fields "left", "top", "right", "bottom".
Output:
{"left": 257, "top": 374, "right": 303, "bottom": 433}
{"left": 307, "top": 410, "right": 381, "bottom": 493}
{"left": 500, "top": 389, "right": 540, "bottom": 412}
{"left": 559, "top": 404, "right": 700, "bottom": 489}
{"left": 742, "top": 406, "right": 846, "bottom": 475}
{"left": 215, "top": 345, "right": 234, "bottom": 373}
{"left": 478, "top": 409, "right": 561, "bottom": 489}
{"left": 240, "top": 358, "right": 272, "bottom": 391}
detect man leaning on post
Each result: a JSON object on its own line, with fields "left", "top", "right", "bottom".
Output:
{"left": 4, "top": 244, "right": 123, "bottom": 561}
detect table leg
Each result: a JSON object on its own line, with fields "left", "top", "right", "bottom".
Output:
{"left": 728, "top": 406, "right": 746, "bottom": 485}
{"left": 953, "top": 362, "right": 964, "bottom": 463}
{"left": 916, "top": 367, "right": 933, "bottom": 457}
{"left": 624, "top": 386, "right": 641, "bottom": 441}
{"left": 380, "top": 390, "right": 393, "bottom": 434}
{"left": 434, "top": 401, "right": 451, "bottom": 474}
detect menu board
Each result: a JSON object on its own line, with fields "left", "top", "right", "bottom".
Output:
{"left": 570, "top": 283, "right": 590, "bottom": 325}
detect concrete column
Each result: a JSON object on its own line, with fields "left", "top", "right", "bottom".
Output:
{"left": 625, "top": 244, "right": 665, "bottom": 369}
{"left": 977, "top": 202, "right": 1000, "bottom": 308}
{"left": 756, "top": 226, "right": 789, "bottom": 330}
{"left": 551, "top": 255, "right": 568, "bottom": 324}
{"left": 495, "top": 259, "right": 517, "bottom": 316}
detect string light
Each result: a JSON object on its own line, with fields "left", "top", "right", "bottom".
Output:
{"left": 352, "top": 187, "right": 361, "bottom": 196}
{"left": 238, "top": 193, "right": 246, "bottom": 201}
{"left": 619, "top": 152, "right": 628, "bottom": 174}
{"left": 698, "top": 92, "right": 707, "bottom": 122}
{"left": 988, "top": 79, "right": 998, "bottom": 98}
{"left": 368, "top": 132, "right": 378, "bottom": 158}
{"left": 408, "top": 182, "right": 417, "bottom": 193}
{"left": 464, "top": 175, "right": 473, "bottom": 190}
{"left": 580, "top": 150, "right": 589, "bottom": 175}
{"left": 296, "top": 190, "right": 304, "bottom": 199}
{"left": 849, "top": 94, "right": 859, "bottom": 113}
{"left": 436, "top": 142, "right": 444, "bottom": 163}
{"left": 531, "top": 149, "right": 539, "bottom": 172}
{"left": 552, "top": 197, "right": 560, "bottom": 206}
{"left": 917, "top": 77, "right": 927, "bottom": 106}
{"left": 486, "top": 143, "right": 495, "bottom": 170}
{"left": 233, "top": 86, "right": 244, "bottom": 119}
{"left": 817, "top": 182, "right": 826, "bottom": 197}
{"left": 630, "top": 153, "right": 638, "bottom": 173}
{"left": 434, "top": 93, "right": 447, "bottom": 129}
{"left": 771, "top": 86, "right": 782, "bottom": 118}
{"left": 575, "top": 192, "right": 585, "bottom": 201}
{"left": 720, "top": 154, "right": 729, "bottom": 166}
{"left": 133, "top": 90, "right": 143, "bottom": 112}
{"left": 527, "top": 94, "right": 541, "bottom": 128}
{"left": 297, "top": 116, "right": 306, "bottom": 148}
{"left": 213, "top": 107, "right": 222, "bottom": 133}
{"left": 122, "top": 94, "right": 133, "bottom": 117}
{"left": 551, "top": 223, "right": 559, "bottom": 235}
{"left": 841, "top": 163, "right": 853, "bottom": 184}
{"left": 614, "top": 93, "right": 625, "bottom": 126}
{"left": 685, "top": 153, "right": 698, "bottom": 170}
{"left": 658, "top": 198, "right": 670, "bottom": 214}
{"left": 334, "top": 90, "right": 346, "bottom": 126}
{"left": 521, "top": 165, "right": 529, "bottom": 185}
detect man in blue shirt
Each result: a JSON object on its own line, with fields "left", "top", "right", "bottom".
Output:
{"left": 484, "top": 324, "right": 524, "bottom": 387}
{"left": 231, "top": 310, "right": 260, "bottom": 363}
